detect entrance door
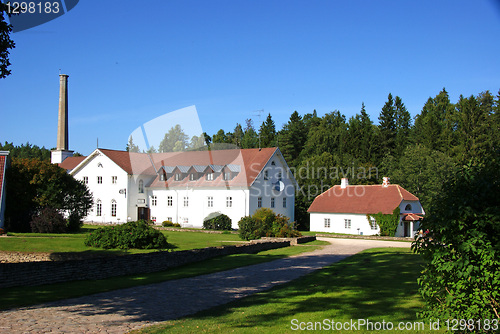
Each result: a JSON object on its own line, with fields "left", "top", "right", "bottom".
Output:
{"left": 404, "top": 222, "right": 410, "bottom": 237}
{"left": 138, "top": 207, "right": 150, "bottom": 221}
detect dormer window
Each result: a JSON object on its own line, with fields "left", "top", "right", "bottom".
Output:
{"left": 271, "top": 161, "right": 276, "bottom": 166}
{"left": 206, "top": 173, "right": 214, "bottom": 181}
{"left": 160, "top": 174, "right": 165, "bottom": 181}
{"left": 224, "top": 172, "right": 231, "bottom": 181}
{"left": 264, "top": 170, "right": 269, "bottom": 180}
{"left": 405, "top": 204, "right": 412, "bottom": 211}
{"left": 175, "top": 174, "right": 181, "bottom": 181}
{"left": 138, "top": 180, "right": 144, "bottom": 193}
{"left": 190, "top": 173, "right": 195, "bottom": 181}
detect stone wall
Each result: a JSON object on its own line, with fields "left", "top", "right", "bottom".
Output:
{"left": 0, "top": 240, "right": 291, "bottom": 288}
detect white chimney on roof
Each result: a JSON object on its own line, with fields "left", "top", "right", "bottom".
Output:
{"left": 382, "top": 177, "right": 390, "bottom": 187}
{"left": 341, "top": 178, "right": 348, "bottom": 189}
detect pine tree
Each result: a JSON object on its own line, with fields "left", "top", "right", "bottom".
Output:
{"left": 378, "top": 93, "right": 397, "bottom": 156}
{"left": 279, "top": 111, "right": 306, "bottom": 167}
{"left": 259, "top": 113, "right": 276, "bottom": 148}
{"left": 241, "top": 119, "right": 258, "bottom": 149}
{"left": 394, "top": 96, "right": 411, "bottom": 156}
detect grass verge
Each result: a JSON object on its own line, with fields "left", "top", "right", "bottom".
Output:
{"left": 134, "top": 248, "right": 437, "bottom": 334}
{"left": 0, "top": 241, "right": 327, "bottom": 310}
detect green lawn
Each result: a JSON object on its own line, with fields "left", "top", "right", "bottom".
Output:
{"left": 0, "top": 240, "right": 328, "bottom": 310}
{"left": 134, "top": 248, "right": 438, "bottom": 334}
{"left": 0, "top": 226, "right": 244, "bottom": 255}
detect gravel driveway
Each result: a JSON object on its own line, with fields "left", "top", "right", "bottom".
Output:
{"left": 0, "top": 238, "right": 411, "bottom": 334}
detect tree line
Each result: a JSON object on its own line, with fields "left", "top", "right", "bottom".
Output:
{"left": 202, "top": 88, "right": 499, "bottom": 228}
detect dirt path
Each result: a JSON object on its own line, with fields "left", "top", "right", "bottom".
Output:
{"left": 0, "top": 238, "right": 411, "bottom": 334}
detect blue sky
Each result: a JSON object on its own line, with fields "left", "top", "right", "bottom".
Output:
{"left": 1, "top": 0, "right": 499, "bottom": 155}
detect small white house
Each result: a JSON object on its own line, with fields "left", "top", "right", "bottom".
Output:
{"left": 308, "top": 177, "right": 424, "bottom": 237}
{"left": 62, "top": 147, "right": 297, "bottom": 229}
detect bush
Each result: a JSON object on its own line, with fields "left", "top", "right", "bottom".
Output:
{"left": 238, "top": 209, "right": 301, "bottom": 240}
{"left": 203, "top": 212, "right": 232, "bottom": 230}
{"left": 162, "top": 220, "right": 181, "bottom": 228}
{"left": 412, "top": 161, "right": 500, "bottom": 322}
{"left": 84, "top": 220, "right": 168, "bottom": 249}
{"left": 238, "top": 216, "right": 262, "bottom": 241}
{"left": 30, "top": 207, "right": 68, "bottom": 233}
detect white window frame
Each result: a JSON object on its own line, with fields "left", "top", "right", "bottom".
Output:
{"left": 344, "top": 219, "right": 351, "bottom": 229}
{"left": 184, "top": 196, "right": 189, "bottom": 207}
{"left": 83, "top": 176, "right": 88, "bottom": 184}
{"left": 206, "top": 172, "right": 214, "bottom": 181}
{"left": 167, "top": 196, "right": 173, "bottom": 207}
{"left": 208, "top": 196, "right": 213, "bottom": 207}
{"left": 324, "top": 218, "right": 330, "bottom": 228}
{"left": 97, "top": 176, "right": 102, "bottom": 184}
{"left": 111, "top": 200, "right": 117, "bottom": 217}
{"left": 257, "top": 197, "right": 262, "bottom": 208}
{"left": 96, "top": 200, "right": 102, "bottom": 216}
{"left": 112, "top": 176, "right": 117, "bottom": 184}
{"left": 370, "top": 218, "right": 378, "bottom": 230}
{"left": 226, "top": 196, "right": 232, "bottom": 208}
{"left": 138, "top": 179, "right": 144, "bottom": 193}
{"left": 151, "top": 195, "right": 157, "bottom": 206}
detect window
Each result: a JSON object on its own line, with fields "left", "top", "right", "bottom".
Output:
{"left": 151, "top": 216, "right": 156, "bottom": 223}
{"left": 151, "top": 196, "right": 157, "bottom": 206}
{"left": 184, "top": 196, "right": 189, "bottom": 207}
{"left": 264, "top": 170, "right": 269, "bottom": 180}
{"left": 206, "top": 173, "right": 214, "bottom": 181}
{"left": 271, "top": 197, "right": 275, "bottom": 208}
{"left": 167, "top": 217, "right": 172, "bottom": 222}
{"left": 190, "top": 173, "right": 195, "bottom": 181}
{"left": 138, "top": 179, "right": 144, "bottom": 193}
{"left": 344, "top": 219, "right": 351, "bottom": 229}
{"left": 175, "top": 174, "right": 181, "bottom": 181}
{"left": 370, "top": 218, "right": 378, "bottom": 230}
{"left": 271, "top": 161, "right": 276, "bottom": 166}
{"left": 283, "top": 197, "right": 287, "bottom": 208}
{"left": 83, "top": 176, "right": 88, "bottom": 184}
{"left": 183, "top": 217, "right": 189, "bottom": 224}
{"left": 257, "top": 197, "right": 262, "bottom": 208}
{"left": 277, "top": 171, "right": 282, "bottom": 179}
{"left": 97, "top": 176, "right": 102, "bottom": 184}
{"left": 112, "top": 176, "right": 117, "bottom": 184}
{"left": 167, "top": 196, "right": 173, "bottom": 207}
{"left": 208, "top": 196, "right": 213, "bottom": 207}
{"left": 405, "top": 204, "right": 412, "bottom": 211}
{"left": 111, "top": 200, "right": 117, "bottom": 217}
{"left": 226, "top": 196, "right": 232, "bottom": 208}
{"left": 324, "top": 218, "right": 331, "bottom": 228}
{"left": 96, "top": 200, "right": 102, "bottom": 216}
{"left": 224, "top": 172, "right": 231, "bottom": 180}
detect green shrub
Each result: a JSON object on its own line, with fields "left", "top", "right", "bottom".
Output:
{"left": 162, "top": 220, "right": 181, "bottom": 228}
{"left": 238, "top": 216, "right": 262, "bottom": 241}
{"left": 368, "top": 207, "right": 400, "bottom": 236}
{"left": 30, "top": 207, "right": 68, "bottom": 233}
{"left": 203, "top": 212, "right": 232, "bottom": 230}
{"left": 238, "top": 209, "right": 301, "bottom": 240}
{"left": 84, "top": 220, "right": 168, "bottom": 249}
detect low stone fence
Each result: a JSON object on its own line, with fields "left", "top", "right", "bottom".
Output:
{"left": 315, "top": 234, "right": 413, "bottom": 241}
{"left": 259, "top": 236, "right": 316, "bottom": 245}
{"left": 0, "top": 240, "right": 291, "bottom": 289}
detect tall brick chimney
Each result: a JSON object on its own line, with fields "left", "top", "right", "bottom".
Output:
{"left": 51, "top": 74, "right": 73, "bottom": 164}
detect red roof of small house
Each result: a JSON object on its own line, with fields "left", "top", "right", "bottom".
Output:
{"left": 307, "top": 184, "right": 419, "bottom": 215}
{"left": 59, "top": 156, "right": 86, "bottom": 171}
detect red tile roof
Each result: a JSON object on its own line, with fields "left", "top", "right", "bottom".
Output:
{"left": 59, "top": 156, "right": 86, "bottom": 171}
{"left": 77, "top": 147, "right": 278, "bottom": 187}
{"left": 307, "top": 184, "right": 419, "bottom": 215}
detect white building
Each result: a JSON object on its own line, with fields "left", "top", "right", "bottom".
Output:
{"left": 61, "top": 147, "right": 297, "bottom": 228}
{"left": 308, "top": 177, "right": 424, "bottom": 237}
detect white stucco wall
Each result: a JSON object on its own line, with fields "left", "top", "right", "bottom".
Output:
{"left": 310, "top": 212, "right": 379, "bottom": 235}
{"left": 72, "top": 152, "right": 130, "bottom": 224}
{"left": 248, "top": 151, "right": 296, "bottom": 222}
